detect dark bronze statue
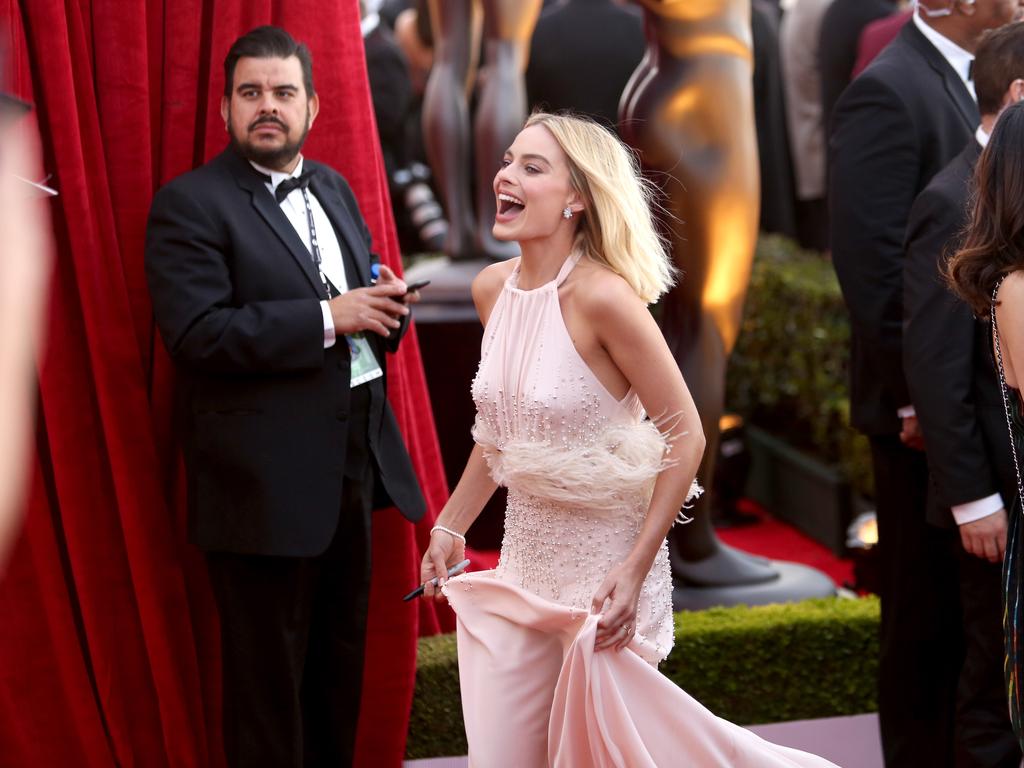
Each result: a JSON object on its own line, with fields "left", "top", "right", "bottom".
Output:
{"left": 622, "top": 0, "right": 776, "bottom": 586}
{"left": 422, "top": 0, "right": 542, "bottom": 260}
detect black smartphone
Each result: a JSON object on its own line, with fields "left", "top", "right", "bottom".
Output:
{"left": 405, "top": 279, "right": 431, "bottom": 294}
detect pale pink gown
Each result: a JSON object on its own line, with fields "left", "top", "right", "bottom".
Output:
{"left": 442, "top": 254, "right": 839, "bottom": 767}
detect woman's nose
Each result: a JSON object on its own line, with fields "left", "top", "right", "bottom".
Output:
{"left": 494, "top": 165, "right": 513, "bottom": 187}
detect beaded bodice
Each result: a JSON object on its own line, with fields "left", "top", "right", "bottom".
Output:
{"left": 471, "top": 255, "right": 644, "bottom": 448}
{"left": 470, "top": 254, "right": 674, "bottom": 664}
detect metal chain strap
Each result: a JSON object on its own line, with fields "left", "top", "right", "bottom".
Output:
{"left": 991, "top": 277, "right": 1024, "bottom": 514}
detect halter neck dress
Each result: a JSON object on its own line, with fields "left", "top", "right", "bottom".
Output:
{"left": 443, "top": 254, "right": 838, "bottom": 767}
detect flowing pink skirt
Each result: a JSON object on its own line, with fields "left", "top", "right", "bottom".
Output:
{"left": 444, "top": 571, "right": 840, "bottom": 768}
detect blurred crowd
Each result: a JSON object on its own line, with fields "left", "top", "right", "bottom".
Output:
{"left": 360, "top": 0, "right": 911, "bottom": 256}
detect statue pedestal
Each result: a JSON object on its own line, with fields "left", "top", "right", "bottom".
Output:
{"left": 673, "top": 560, "right": 837, "bottom": 611}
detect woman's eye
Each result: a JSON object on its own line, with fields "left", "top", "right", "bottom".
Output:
{"left": 500, "top": 159, "right": 511, "bottom": 168}
{"left": 525, "top": 165, "right": 540, "bottom": 174}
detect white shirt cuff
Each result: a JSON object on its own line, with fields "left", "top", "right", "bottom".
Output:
{"left": 951, "top": 493, "right": 1004, "bottom": 525}
{"left": 897, "top": 405, "right": 916, "bottom": 419}
{"left": 320, "top": 300, "right": 336, "bottom": 349}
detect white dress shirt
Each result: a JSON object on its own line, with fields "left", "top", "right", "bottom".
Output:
{"left": 912, "top": 10, "right": 976, "bottom": 101}
{"left": 251, "top": 157, "right": 343, "bottom": 349}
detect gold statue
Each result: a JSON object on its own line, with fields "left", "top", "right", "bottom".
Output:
{"left": 622, "top": 0, "right": 775, "bottom": 585}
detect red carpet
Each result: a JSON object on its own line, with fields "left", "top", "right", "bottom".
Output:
{"left": 466, "top": 499, "right": 855, "bottom": 589}
{"left": 716, "top": 500, "right": 855, "bottom": 588}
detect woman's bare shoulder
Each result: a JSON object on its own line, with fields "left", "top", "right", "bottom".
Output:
{"left": 1000, "top": 270, "right": 1024, "bottom": 300}
{"left": 471, "top": 258, "right": 517, "bottom": 318}
{"left": 571, "top": 258, "right": 644, "bottom": 319}
{"left": 997, "top": 271, "right": 1024, "bottom": 326}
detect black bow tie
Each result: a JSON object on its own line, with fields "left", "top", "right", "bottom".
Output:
{"left": 273, "top": 168, "right": 316, "bottom": 203}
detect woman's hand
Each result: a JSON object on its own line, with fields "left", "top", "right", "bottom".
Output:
{"left": 591, "top": 560, "right": 646, "bottom": 652}
{"left": 420, "top": 529, "right": 466, "bottom": 601}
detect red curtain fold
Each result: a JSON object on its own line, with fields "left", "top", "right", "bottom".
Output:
{"left": 0, "top": 2, "right": 450, "bottom": 765}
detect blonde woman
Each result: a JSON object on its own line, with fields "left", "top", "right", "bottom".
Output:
{"left": 420, "top": 113, "right": 836, "bottom": 766}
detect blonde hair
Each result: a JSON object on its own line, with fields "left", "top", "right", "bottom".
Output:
{"left": 524, "top": 112, "right": 675, "bottom": 304}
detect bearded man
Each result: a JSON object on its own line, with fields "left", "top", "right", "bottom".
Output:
{"left": 145, "top": 26, "right": 426, "bottom": 768}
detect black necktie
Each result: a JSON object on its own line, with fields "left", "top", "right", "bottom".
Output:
{"left": 968, "top": 60, "right": 974, "bottom": 82}
{"left": 274, "top": 168, "right": 316, "bottom": 203}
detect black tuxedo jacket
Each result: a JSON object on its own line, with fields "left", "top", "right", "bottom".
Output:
{"left": 145, "top": 148, "right": 426, "bottom": 556}
{"left": 904, "top": 140, "right": 1015, "bottom": 527}
{"left": 829, "top": 20, "right": 978, "bottom": 435}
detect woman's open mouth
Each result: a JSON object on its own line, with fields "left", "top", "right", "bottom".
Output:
{"left": 496, "top": 192, "right": 525, "bottom": 223}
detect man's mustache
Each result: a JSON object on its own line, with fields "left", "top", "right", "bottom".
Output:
{"left": 249, "top": 116, "right": 287, "bottom": 131}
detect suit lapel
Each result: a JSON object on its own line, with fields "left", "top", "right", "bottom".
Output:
{"left": 223, "top": 149, "right": 326, "bottom": 298}
{"left": 309, "top": 172, "right": 371, "bottom": 289}
{"left": 903, "top": 22, "right": 978, "bottom": 132}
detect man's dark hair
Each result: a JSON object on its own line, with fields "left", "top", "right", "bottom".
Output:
{"left": 223, "top": 26, "right": 315, "bottom": 99}
{"left": 975, "top": 22, "right": 1024, "bottom": 116}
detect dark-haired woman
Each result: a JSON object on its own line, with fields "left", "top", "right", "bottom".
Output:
{"left": 948, "top": 98, "right": 1024, "bottom": 748}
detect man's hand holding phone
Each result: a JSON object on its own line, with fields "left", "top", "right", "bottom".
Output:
{"left": 327, "top": 266, "right": 408, "bottom": 338}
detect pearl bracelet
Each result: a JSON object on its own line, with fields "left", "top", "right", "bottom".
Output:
{"left": 430, "top": 524, "right": 467, "bottom": 544}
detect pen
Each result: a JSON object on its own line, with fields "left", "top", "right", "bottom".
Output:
{"left": 402, "top": 558, "right": 471, "bottom": 601}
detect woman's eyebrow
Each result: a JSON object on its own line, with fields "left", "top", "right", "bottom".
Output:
{"left": 504, "top": 151, "right": 551, "bottom": 167}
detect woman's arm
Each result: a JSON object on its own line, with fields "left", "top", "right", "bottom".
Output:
{"left": 420, "top": 444, "right": 499, "bottom": 598}
{"left": 583, "top": 273, "right": 706, "bottom": 649}
{"left": 419, "top": 261, "right": 512, "bottom": 597}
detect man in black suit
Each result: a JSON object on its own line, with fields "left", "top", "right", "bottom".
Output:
{"left": 145, "top": 26, "right": 426, "bottom": 768}
{"left": 904, "top": 22, "right": 1024, "bottom": 766}
{"left": 830, "top": 1, "right": 1021, "bottom": 764}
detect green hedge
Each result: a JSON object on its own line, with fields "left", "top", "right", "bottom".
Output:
{"left": 407, "top": 596, "right": 880, "bottom": 759}
{"left": 726, "top": 235, "right": 873, "bottom": 498}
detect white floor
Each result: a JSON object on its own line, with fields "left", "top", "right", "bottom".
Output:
{"left": 404, "top": 712, "right": 883, "bottom": 767}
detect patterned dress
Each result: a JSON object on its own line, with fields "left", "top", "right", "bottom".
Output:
{"left": 991, "top": 282, "right": 1024, "bottom": 749}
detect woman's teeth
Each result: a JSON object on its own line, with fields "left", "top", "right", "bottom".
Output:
{"left": 498, "top": 193, "right": 525, "bottom": 215}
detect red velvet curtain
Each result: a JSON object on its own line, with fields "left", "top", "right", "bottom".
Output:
{"left": 0, "top": 2, "right": 451, "bottom": 765}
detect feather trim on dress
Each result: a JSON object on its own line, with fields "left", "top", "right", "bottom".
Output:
{"left": 473, "top": 419, "right": 701, "bottom": 523}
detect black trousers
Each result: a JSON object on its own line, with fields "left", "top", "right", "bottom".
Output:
{"left": 207, "top": 385, "right": 376, "bottom": 768}
{"left": 871, "top": 435, "right": 960, "bottom": 768}
{"left": 871, "top": 435, "right": 1020, "bottom": 767}
{"left": 953, "top": 538, "right": 1020, "bottom": 767}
